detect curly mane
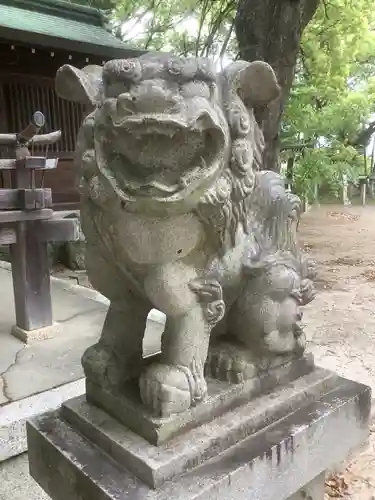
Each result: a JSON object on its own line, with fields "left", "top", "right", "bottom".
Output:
{"left": 195, "top": 89, "right": 264, "bottom": 253}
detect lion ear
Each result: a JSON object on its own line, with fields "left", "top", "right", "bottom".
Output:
{"left": 223, "top": 60, "right": 280, "bottom": 107}
{"left": 55, "top": 64, "right": 103, "bottom": 106}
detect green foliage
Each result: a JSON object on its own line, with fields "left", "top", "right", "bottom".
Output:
{"left": 112, "top": 0, "right": 237, "bottom": 61}
{"left": 283, "top": 0, "right": 375, "bottom": 198}
{"left": 71, "top": 0, "right": 375, "bottom": 197}
{"left": 291, "top": 144, "right": 363, "bottom": 199}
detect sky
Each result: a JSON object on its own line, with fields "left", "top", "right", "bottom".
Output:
{"left": 120, "top": 11, "right": 233, "bottom": 69}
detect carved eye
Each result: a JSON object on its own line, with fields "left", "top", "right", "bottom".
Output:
{"left": 167, "top": 57, "right": 198, "bottom": 80}
{"left": 196, "top": 59, "right": 216, "bottom": 82}
{"left": 119, "top": 59, "right": 142, "bottom": 81}
{"left": 103, "top": 59, "right": 142, "bottom": 84}
{"left": 168, "top": 58, "right": 184, "bottom": 76}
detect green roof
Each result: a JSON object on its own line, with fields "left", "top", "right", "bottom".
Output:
{"left": 0, "top": 0, "right": 144, "bottom": 58}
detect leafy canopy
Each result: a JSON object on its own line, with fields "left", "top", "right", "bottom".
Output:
{"left": 67, "top": 0, "right": 375, "bottom": 196}
{"left": 282, "top": 0, "right": 375, "bottom": 196}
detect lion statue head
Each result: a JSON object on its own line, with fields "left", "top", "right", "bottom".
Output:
{"left": 56, "top": 53, "right": 280, "bottom": 250}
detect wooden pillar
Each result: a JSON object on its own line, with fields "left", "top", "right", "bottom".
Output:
{"left": 10, "top": 220, "right": 52, "bottom": 330}
{"left": 0, "top": 114, "right": 74, "bottom": 342}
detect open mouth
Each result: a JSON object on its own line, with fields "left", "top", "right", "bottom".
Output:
{"left": 105, "top": 114, "right": 225, "bottom": 198}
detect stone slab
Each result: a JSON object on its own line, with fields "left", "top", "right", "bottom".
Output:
{"left": 86, "top": 354, "right": 315, "bottom": 445}
{"left": 27, "top": 374, "right": 371, "bottom": 500}
{"left": 0, "top": 455, "right": 325, "bottom": 500}
{"left": 63, "top": 367, "right": 338, "bottom": 488}
{"left": 0, "top": 379, "right": 85, "bottom": 461}
{"left": 289, "top": 474, "right": 325, "bottom": 500}
{"left": 11, "top": 322, "right": 62, "bottom": 343}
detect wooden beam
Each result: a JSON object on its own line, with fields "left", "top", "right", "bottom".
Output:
{"left": 17, "top": 157, "right": 58, "bottom": 170}
{"left": 0, "top": 217, "right": 80, "bottom": 244}
{"left": 0, "top": 158, "right": 58, "bottom": 170}
{"left": 0, "top": 130, "right": 61, "bottom": 147}
{"left": 0, "top": 159, "right": 16, "bottom": 170}
{"left": 0, "top": 189, "right": 52, "bottom": 210}
{"left": 0, "top": 209, "right": 53, "bottom": 223}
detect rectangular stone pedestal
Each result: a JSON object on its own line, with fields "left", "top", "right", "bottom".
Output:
{"left": 27, "top": 367, "right": 371, "bottom": 500}
{"left": 86, "top": 354, "right": 315, "bottom": 445}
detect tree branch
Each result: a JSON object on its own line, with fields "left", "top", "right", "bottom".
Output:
{"left": 350, "top": 121, "right": 375, "bottom": 148}
{"left": 322, "top": 0, "right": 329, "bottom": 19}
{"left": 218, "top": 19, "right": 235, "bottom": 68}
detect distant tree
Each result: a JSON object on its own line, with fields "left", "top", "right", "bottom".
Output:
{"left": 281, "top": 0, "right": 375, "bottom": 195}
{"left": 235, "top": 0, "right": 321, "bottom": 170}
{"left": 68, "top": 0, "right": 375, "bottom": 189}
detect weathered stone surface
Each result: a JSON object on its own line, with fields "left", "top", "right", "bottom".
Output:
{"left": 54, "top": 53, "right": 317, "bottom": 418}
{"left": 11, "top": 322, "right": 62, "bottom": 344}
{"left": 289, "top": 474, "right": 325, "bottom": 500}
{"left": 85, "top": 354, "right": 315, "bottom": 445}
{"left": 63, "top": 366, "right": 335, "bottom": 488}
{"left": 58, "top": 213, "right": 86, "bottom": 271}
{"left": 27, "top": 374, "right": 371, "bottom": 500}
{"left": 0, "top": 379, "right": 85, "bottom": 462}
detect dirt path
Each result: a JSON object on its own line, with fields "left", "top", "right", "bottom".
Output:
{"left": 299, "top": 205, "right": 375, "bottom": 499}
{"left": 300, "top": 205, "right": 375, "bottom": 290}
{"left": 299, "top": 206, "right": 375, "bottom": 392}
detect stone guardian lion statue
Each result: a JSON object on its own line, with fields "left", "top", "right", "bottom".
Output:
{"left": 55, "top": 53, "right": 316, "bottom": 417}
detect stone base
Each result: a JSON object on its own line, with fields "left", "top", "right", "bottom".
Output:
{"left": 86, "top": 354, "right": 315, "bottom": 445}
{"left": 11, "top": 322, "right": 62, "bottom": 343}
{"left": 289, "top": 474, "right": 325, "bottom": 500}
{"left": 27, "top": 368, "right": 371, "bottom": 499}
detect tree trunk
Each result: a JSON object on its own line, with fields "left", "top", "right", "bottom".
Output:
{"left": 235, "top": 0, "right": 320, "bottom": 171}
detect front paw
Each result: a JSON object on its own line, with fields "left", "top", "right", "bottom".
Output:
{"left": 82, "top": 344, "right": 123, "bottom": 387}
{"left": 139, "top": 362, "right": 207, "bottom": 417}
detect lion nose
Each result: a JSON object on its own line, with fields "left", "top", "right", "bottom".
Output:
{"left": 297, "top": 311, "right": 303, "bottom": 321}
{"left": 128, "top": 81, "right": 179, "bottom": 113}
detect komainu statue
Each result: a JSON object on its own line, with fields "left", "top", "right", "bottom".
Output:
{"left": 56, "top": 53, "right": 316, "bottom": 417}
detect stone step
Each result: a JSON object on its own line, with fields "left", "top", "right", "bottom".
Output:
{"left": 61, "top": 365, "right": 336, "bottom": 488}
{"left": 84, "top": 354, "right": 316, "bottom": 446}
{"left": 27, "top": 370, "right": 371, "bottom": 500}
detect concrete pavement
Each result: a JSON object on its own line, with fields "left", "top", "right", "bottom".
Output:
{"left": 0, "top": 262, "right": 164, "bottom": 462}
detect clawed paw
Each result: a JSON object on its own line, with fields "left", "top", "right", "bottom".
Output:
{"left": 207, "top": 342, "right": 257, "bottom": 384}
{"left": 139, "top": 362, "right": 207, "bottom": 417}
